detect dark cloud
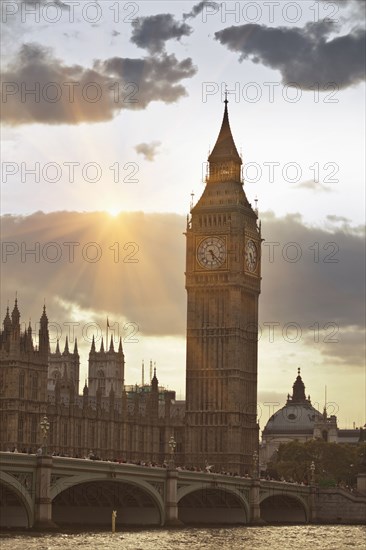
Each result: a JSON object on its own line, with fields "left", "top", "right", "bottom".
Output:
{"left": 260, "top": 212, "right": 365, "bottom": 332}
{"left": 1, "top": 43, "right": 197, "bottom": 125}
{"left": 135, "top": 141, "right": 162, "bottom": 162}
{"left": 215, "top": 21, "right": 366, "bottom": 90}
{"left": 130, "top": 14, "right": 192, "bottom": 54}
{"left": 303, "top": 327, "right": 365, "bottom": 369}
{"left": 183, "top": 1, "right": 220, "bottom": 20}
{"left": 1, "top": 211, "right": 364, "bottom": 371}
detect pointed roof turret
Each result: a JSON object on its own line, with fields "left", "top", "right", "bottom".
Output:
{"left": 208, "top": 99, "right": 242, "bottom": 165}
{"left": 38, "top": 304, "right": 49, "bottom": 355}
{"left": 40, "top": 304, "right": 48, "bottom": 326}
{"left": 100, "top": 337, "right": 105, "bottom": 353}
{"left": 63, "top": 336, "right": 69, "bottom": 354}
{"left": 109, "top": 335, "right": 114, "bottom": 352}
{"left": 3, "top": 306, "right": 11, "bottom": 331}
{"left": 11, "top": 298, "right": 20, "bottom": 325}
{"left": 55, "top": 339, "right": 61, "bottom": 355}
{"left": 118, "top": 337, "right": 123, "bottom": 355}
{"left": 90, "top": 335, "right": 96, "bottom": 353}
{"left": 74, "top": 338, "right": 78, "bottom": 355}
{"left": 151, "top": 367, "right": 158, "bottom": 391}
{"left": 291, "top": 368, "right": 307, "bottom": 404}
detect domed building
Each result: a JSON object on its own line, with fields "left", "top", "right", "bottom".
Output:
{"left": 260, "top": 369, "right": 338, "bottom": 470}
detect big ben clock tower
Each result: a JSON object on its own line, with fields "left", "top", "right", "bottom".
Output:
{"left": 185, "top": 99, "right": 261, "bottom": 474}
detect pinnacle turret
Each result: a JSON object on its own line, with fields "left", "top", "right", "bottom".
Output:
{"left": 38, "top": 304, "right": 49, "bottom": 355}
{"left": 11, "top": 298, "right": 20, "bottom": 326}
{"left": 109, "top": 335, "right": 114, "bottom": 352}
{"left": 3, "top": 306, "right": 11, "bottom": 331}
{"left": 63, "top": 336, "right": 69, "bottom": 354}
{"left": 118, "top": 337, "right": 123, "bottom": 355}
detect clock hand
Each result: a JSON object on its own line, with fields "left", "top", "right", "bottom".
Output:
{"left": 209, "top": 249, "right": 222, "bottom": 263}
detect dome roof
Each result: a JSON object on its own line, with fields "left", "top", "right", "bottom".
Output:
{"left": 263, "top": 369, "right": 323, "bottom": 435}
{"left": 263, "top": 402, "right": 322, "bottom": 435}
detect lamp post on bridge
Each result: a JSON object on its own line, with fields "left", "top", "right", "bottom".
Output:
{"left": 309, "top": 460, "right": 317, "bottom": 524}
{"left": 252, "top": 450, "right": 259, "bottom": 480}
{"left": 34, "top": 415, "right": 57, "bottom": 530}
{"left": 168, "top": 435, "right": 176, "bottom": 470}
{"left": 40, "top": 416, "right": 50, "bottom": 456}
{"left": 165, "top": 434, "right": 182, "bottom": 526}
{"left": 249, "top": 450, "right": 262, "bottom": 524}
{"left": 310, "top": 461, "right": 316, "bottom": 485}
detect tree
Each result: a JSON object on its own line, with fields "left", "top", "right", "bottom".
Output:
{"left": 267, "top": 440, "right": 365, "bottom": 487}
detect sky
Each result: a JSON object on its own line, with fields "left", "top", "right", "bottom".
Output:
{"left": 1, "top": 0, "right": 365, "bottom": 429}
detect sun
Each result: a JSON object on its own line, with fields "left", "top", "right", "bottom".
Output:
{"left": 105, "top": 206, "right": 120, "bottom": 217}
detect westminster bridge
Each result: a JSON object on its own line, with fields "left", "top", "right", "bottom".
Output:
{"left": 1, "top": 452, "right": 365, "bottom": 528}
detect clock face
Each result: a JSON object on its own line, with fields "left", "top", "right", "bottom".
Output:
{"left": 197, "top": 236, "right": 226, "bottom": 269}
{"left": 245, "top": 239, "right": 258, "bottom": 273}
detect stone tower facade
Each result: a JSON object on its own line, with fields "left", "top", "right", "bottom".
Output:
{"left": 0, "top": 301, "right": 49, "bottom": 450}
{"left": 185, "top": 100, "right": 261, "bottom": 474}
{"left": 48, "top": 337, "right": 80, "bottom": 393}
{"left": 88, "top": 336, "right": 125, "bottom": 398}
{"left": 0, "top": 300, "right": 185, "bottom": 463}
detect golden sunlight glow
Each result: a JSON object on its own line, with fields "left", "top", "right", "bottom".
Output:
{"left": 106, "top": 206, "right": 120, "bottom": 217}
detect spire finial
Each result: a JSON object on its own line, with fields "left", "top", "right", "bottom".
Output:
{"left": 224, "top": 84, "right": 228, "bottom": 104}
{"left": 298, "top": 367, "right": 301, "bottom": 376}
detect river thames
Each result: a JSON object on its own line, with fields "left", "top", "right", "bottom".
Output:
{"left": 1, "top": 526, "right": 365, "bottom": 550}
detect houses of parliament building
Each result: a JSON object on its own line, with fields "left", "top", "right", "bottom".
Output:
{"left": 0, "top": 100, "right": 262, "bottom": 475}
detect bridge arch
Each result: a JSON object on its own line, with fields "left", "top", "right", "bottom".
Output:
{"left": 260, "top": 491, "right": 309, "bottom": 523}
{"left": 0, "top": 471, "right": 33, "bottom": 528}
{"left": 51, "top": 474, "right": 164, "bottom": 526}
{"left": 177, "top": 483, "right": 249, "bottom": 524}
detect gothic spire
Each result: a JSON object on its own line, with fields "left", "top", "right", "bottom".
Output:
{"left": 208, "top": 99, "right": 242, "bottom": 165}
{"left": 3, "top": 306, "right": 11, "bottom": 331}
{"left": 109, "top": 335, "right": 114, "bottom": 352}
{"left": 11, "top": 297, "right": 20, "bottom": 326}
{"left": 91, "top": 335, "right": 96, "bottom": 353}
{"left": 74, "top": 338, "right": 78, "bottom": 355}
{"left": 63, "top": 336, "right": 69, "bottom": 354}
{"left": 38, "top": 304, "right": 49, "bottom": 356}
{"left": 100, "top": 337, "right": 104, "bottom": 353}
